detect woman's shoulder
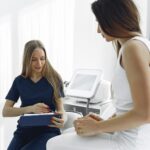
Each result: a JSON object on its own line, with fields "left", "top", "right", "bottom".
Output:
{"left": 122, "top": 37, "right": 150, "bottom": 67}
{"left": 123, "top": 36, "right": 150, "bottom": 55}
{"left": 13, "top": 75, "right": 26, "bottom": 82}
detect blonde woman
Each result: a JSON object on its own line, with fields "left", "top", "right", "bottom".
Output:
{"left": 2, "top": 40, "right": 65, "bottom": 150}
{"left": 47, "top": 0, "right": 150, "bottom": 150}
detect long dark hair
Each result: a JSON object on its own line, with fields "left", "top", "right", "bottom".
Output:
{"left": 91, "top": 0, "right": 141, "bottom": 54}
{"left": 21, "top": 40, "right": 63, "bottom": 102}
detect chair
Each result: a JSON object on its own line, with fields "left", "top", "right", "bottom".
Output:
{"left": 61, "top": 111, "right": 83, "bottom": 133}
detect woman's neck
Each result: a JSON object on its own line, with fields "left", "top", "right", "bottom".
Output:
{"left": 117, "top": 33, "right": 142, "bottom": 46}
{"left": 117, "top": 38, "right": 131, "bottom": 46}
{"left": 30, "top": 73, "right": 42, "bottom": 80}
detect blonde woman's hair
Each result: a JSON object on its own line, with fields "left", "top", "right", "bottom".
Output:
{"left": 21, "top": 40, "right": 63, "bottom": 102}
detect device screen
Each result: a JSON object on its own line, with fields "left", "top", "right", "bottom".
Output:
{"left": 70, "top": 74, "right": 96, "bottom": 91}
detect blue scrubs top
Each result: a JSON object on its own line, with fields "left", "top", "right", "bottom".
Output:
{"left": 5, "top": 75, "right": 64, "bottom": 137}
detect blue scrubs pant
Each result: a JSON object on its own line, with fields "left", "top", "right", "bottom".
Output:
{"left": 7, "top": 132, "right": 60, "bottom": 150}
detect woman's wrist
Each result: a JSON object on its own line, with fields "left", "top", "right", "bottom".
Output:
{"left": 96, "top": 121, "right": 103, "bottom": 134}
{"left": 23, "top": 106, "right": 32, "bottom": 114}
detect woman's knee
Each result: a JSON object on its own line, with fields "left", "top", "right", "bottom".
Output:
{"left": 21, "top": 133, "right": 59, "bottom": 150}
{"left": 7, "top": 136, "right": 25, "bottom": 150}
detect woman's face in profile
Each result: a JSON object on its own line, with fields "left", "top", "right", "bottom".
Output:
{"left": 30, "top": 48, "right": 46, "bottom": 74}
{"left": 97, "top": 24, "right": 115, "bottom": 42}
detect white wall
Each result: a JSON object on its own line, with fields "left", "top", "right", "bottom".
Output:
{"left": 73, "top": 0, "right": 116, "bottom": 81}
{"left": 133, "top": 0, "right": 148, "bottom": 36}
{"left": 0, "top": 0, "right": 39, "bottom": 78}
{"left": 146, "top": 0, "right": 150, "bottom": 39}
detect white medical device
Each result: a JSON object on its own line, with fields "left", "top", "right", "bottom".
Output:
{"left": 66, "top": 69, "right": 111, "bottom": 103}
{"left": 66, "top": 69, "right": 103, "bottom": 99}
{"left": 65, "top": 69, "right": 113, "bottom": 115}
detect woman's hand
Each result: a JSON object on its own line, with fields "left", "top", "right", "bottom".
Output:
{"left": 74, "top": 114, "right": 102, "bottom": 137}
{"left": 86, "top": 113, "right": 103, "bottom": 121}
{"left": 49, "top": 112, "right": 65, "bottom": 128}
{"left": 29, "top": 103, "right": 50, "bottom": 114}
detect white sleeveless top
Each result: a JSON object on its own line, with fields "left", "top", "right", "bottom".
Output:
{"left": 112, "top": 36, "right": 150, "bottom": 150}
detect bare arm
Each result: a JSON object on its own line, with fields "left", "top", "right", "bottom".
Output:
{"left": 75, "top": 40, "right": 150, "bottom": 136}
{"left": 56, "top": 98, "right": 65, "bottom": 113}
{"left": 98, "top": 40, "right": 150, "bottom": 132}
{"left": 2, "top": 100, "right": 50, "bottom": 117}
{"left": 51, "top": 98, "right": 67, "bottom": 128}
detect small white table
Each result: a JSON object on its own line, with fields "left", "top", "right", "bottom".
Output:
{"left": 63, "top": 97, "right": 115, "bottom": 118}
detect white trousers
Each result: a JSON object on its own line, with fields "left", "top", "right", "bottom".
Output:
{"left": 46, "top": 127, "right": 137, "bottom": 150}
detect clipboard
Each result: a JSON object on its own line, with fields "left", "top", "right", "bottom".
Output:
{"left": 19, "top": 113, "right": 61, "bottom": 127}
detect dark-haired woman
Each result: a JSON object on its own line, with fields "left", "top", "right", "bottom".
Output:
{"left": 47, "top": 0, "right": 150, "bottom": 149}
